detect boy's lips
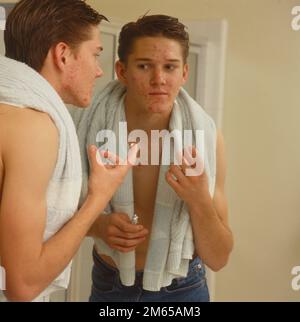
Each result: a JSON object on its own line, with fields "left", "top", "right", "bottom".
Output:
{"left": 149, "top": 92, "right": 168, "bottom": 95}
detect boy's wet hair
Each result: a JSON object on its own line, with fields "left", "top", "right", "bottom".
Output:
{"left": 5, "top": 0, "right": 108, "bottom": 71}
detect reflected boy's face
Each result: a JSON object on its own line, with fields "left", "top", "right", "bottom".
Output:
{"left": 117, "top": 36, "right": 188, "bottom": 115}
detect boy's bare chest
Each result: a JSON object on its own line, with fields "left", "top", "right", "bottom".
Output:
{"left": 132, "top": 165, "right": 160, "bottom": 228}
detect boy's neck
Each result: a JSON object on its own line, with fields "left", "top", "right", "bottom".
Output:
{"left": 124, "top": 97, "right": 172, "bottom": 134}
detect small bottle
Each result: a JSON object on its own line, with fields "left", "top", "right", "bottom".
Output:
{"left": 132, "top": 213, "right": 139, "bottom": 225}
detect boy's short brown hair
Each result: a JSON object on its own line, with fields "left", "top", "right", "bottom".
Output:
{"left": 118, "top": 14, "right": 189, "bottom": 64}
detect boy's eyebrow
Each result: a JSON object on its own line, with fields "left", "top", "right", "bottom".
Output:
{"left": 134, "top": 58, "right": 181, "bottom": 62}
{"left": 134, "top": 58, "right": 152, "bottom": 62}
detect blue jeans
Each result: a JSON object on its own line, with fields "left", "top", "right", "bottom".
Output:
{"left": 89, "top": 248, "right": 210, "bottom": 302}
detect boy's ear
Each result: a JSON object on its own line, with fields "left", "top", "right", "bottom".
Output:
{"left": 52, "top": 42, "right": 72, "bottom": 71}
{"left": 182, "top": 63, "right": 189, "bottom": 85}
{"left": 115, "top": 60, "right": 127, "bottom": 85}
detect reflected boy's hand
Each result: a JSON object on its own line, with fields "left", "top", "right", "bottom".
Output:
{"left": 99, "top": 212, "right": 149, "bottom": 253}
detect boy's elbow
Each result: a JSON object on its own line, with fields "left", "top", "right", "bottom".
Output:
{"left": 208, "top": 242, "right": 233, "bottom": 272}
{"left": 5, "top": 283, "right": 39, "bottom": 302}
{"left": 209, "top": 256, "right": 229, "bottom": 272}
{"left": 4, "top": 279, "right": 40, "bottom": 302}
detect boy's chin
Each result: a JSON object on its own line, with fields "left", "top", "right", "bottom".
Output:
{"left": 148, "top": 104, "right": 171, "bottom": 114}
{"left": 68, "top": 97, "right": 91, "bottom": 108}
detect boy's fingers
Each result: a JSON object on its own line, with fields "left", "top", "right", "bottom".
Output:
{"left": 127, "top": 143, "right": 139, "bottom": 166}
{"left": 184, "top": 146, "right": 205, "bottom": 176}
{"left": 115, "top": 229, "right": 149, "bottom": 239}
{"left": 88, "top": 145, "right": 104, "bottom": 167}
{"left": 116, "top": 220, "right": 145, "bottom": 233}
{"left": 99, "top": 149, "right": 122, "bottom": 165}
{"left": 111, "top": 236, "right": 146, "bottom": 248}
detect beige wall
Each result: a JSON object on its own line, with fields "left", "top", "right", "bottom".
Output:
{"left": 86, "top": 0, "right": 300, "bottom": 301}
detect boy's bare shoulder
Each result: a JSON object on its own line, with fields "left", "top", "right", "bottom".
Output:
{"left": 0, "top": 103, "right": 58, "bottom": 144}
{"left": 0, "top": 103, "right": 58, "bottom": 170}
{"left": 0, "top": 103, "right": 55, "bottom": 123}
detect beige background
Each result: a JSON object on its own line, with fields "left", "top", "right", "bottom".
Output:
{"left": 2, "top": 0, "right": 300, "bottom": 301}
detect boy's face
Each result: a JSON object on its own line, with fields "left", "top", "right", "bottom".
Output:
{"left": 117, "top": 36, "right": 188, "bottom": 115}
{"left": 63, "top": 25, "right": 103, "bottom": 107}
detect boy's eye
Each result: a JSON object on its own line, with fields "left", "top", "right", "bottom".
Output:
{"left": 138, "top": 64, "right": 149, "bottom": 70}
{"left": 165, "top": 65, "right": 176, "bottom": 70}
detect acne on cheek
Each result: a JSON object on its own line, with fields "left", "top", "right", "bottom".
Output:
{"left": 131, "top": 76, "right": 140, "bottom": 83}
{"left": 81, "top": 96, "right": 90, "bottom": 106}
{"left": 66, "top": 65, "right": 79, "bottom": 83}
{"left": 129, "top": 77, "right": 144, "bottom": 93}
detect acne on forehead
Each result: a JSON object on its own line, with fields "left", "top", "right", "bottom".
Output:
{"left": 131, "top": 37, "right": 184, "bottom": 61}
{"left": 86, "top": 25, "right": 102, "bottom": 44}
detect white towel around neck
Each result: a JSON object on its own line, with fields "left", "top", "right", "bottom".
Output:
{"left": 71, "top": 80, "right": 216, "bottom": 291}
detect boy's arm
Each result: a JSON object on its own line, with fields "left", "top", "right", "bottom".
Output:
{"left": 0, "top": 109, "right": 132, "bottom": 301}
{"left": 166, "top": 131, "right": 233, "bottom": 271}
